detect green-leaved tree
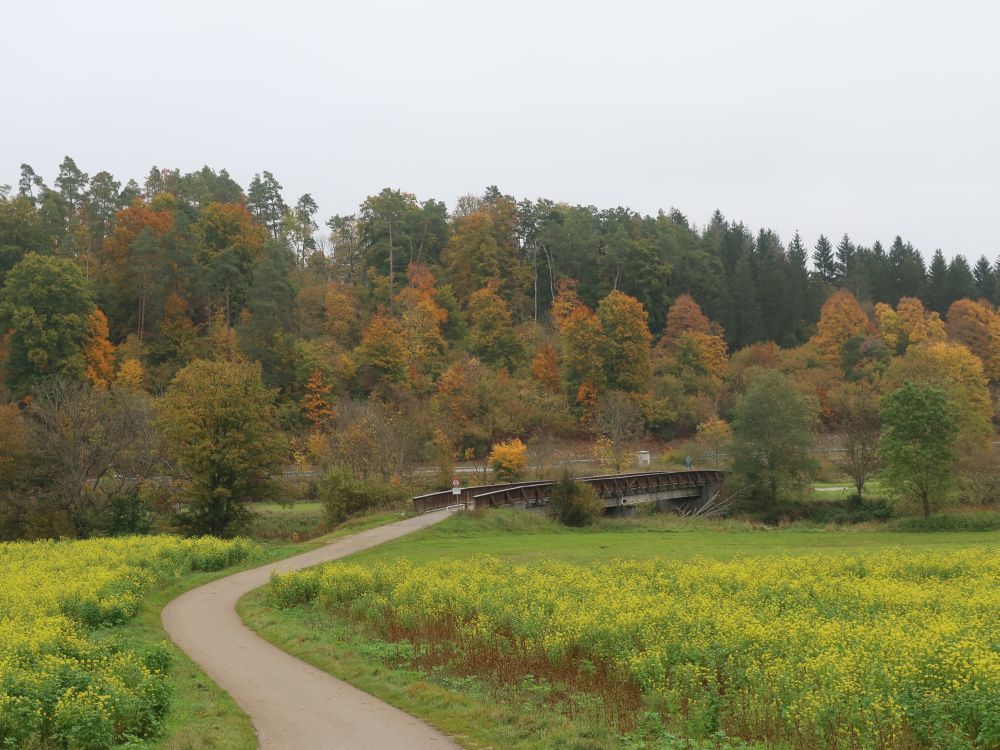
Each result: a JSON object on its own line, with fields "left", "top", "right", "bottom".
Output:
{"left": 0, "top": 252, "right": 92, "bottom": 397}
{"left": 158, "top": 359, "right": 287, "bottom": 535}
{"left": 880, "top": 381, "right": 958, "bottom": 518}
{"left": 731, "top": 370, "right": 818, "bottom": 510}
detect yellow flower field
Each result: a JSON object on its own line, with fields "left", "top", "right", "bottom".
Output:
{"left": 0, "top": 535, "right": 258, "bottom": 749}
{"left": 269, "top": 548, "right": 1000, "bottom": 749}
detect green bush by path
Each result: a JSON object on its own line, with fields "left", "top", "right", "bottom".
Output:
{"left": 318, "top": 468, "right": 408, "bottom": 524}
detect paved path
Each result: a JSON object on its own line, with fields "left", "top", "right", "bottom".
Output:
{"left": 162, "top": 511, "right": 462, "bottom": 750}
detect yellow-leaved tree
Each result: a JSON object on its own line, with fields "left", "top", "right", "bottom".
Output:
{"left": 597, "top": 290, "right": 652, "bottom": 393}
{"left": 884, "top": 341, "right": 993, "bottom": 453}
{"left": 488, "top": 438, "right": 528, "bottom": 482}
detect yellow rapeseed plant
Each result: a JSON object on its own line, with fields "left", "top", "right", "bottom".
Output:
{"left": 270, "top": 548, "right": 1000, "bottom": 749}
{"left": 0, "top": 535, "right": 257, "bottom": 749}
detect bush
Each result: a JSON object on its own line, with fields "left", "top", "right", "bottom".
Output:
{"left": 889, "top": 511, "right": 1000, "bottom": 532}
{"left": 99, "top": 492, "right": 155, "bottom": 536}
{"left": 488, "top": 438, "right": 528, "bottom": 482}
{"left": 547, "top": 472, "right": 604, "bottom": 526}
{"left": 319, "top": 467, "right": 408, "bottom": 525}
{"left": 748, "top": 496, "right": 894, "bottom": 526}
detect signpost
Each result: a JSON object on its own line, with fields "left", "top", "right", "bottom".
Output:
{"left": 451, "top": 478, "right": 461, "bottom": 496}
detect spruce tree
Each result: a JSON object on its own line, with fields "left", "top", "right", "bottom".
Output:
{"left": 812, "top": 234, "right": 836, "bottom": 283}
{"left": 973, "top": 255, "right": 995, "bottom": 302}
{"left": 926, "top": 249, "right": 949, "bottom": 313}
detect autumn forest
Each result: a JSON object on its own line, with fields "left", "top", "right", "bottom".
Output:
{"left": 1, "top": 157, "right": 998, "bottom": 537}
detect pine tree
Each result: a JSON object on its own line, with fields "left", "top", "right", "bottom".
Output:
{"left": 944, "top": 255, "right": 977, "bottom": 309}
{"left": 834, "top": 233, "right": 855, "bottom": 284}
{"left": 926, "top": 249, "right": 949, "bottom": 313}
{"left": 811, "top": 235, "right": 836, "bottom": 283}
{"left": 973, "top": 255, "right": 995, "bottom": 302}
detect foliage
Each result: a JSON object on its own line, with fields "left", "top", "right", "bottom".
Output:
{"left": 883, "top": 341, "right": 992, "bottom": 453}
{"left": 488, "top": 437, "right": 528, "bottom": 482}
{"left": 731, "top": 371, "right": 818, "bottom": 511}
{"left": 597, "top": 290, "right": 652, "bottom": 392}
{"left": 880, "top": 382, "right": 959, "bottom": 519}
{"left": 546, "top": 472, "right": 604, "bottom": 526}
{"left": 809, "top": 289, "right": 870, "bottom": 366}
{"left": 269, "top": 548, "right": 1000, "bottom": 750}
{"left": 355, "top": 312, "right": 409, "bottom": 390}
{"left": 158, "top": 359, "right": 287, "bottom": 536}
{"left": 593, "top": 391, "right": 645, "bottom": 472}
{"left": 318, "top": 466, "right": 408, "bottom": 524}
{"left": 82, "top": 308, "right": 116, "bottom": 388}
{"left": 19, "top": 379, "right": 162, "bottom": 538}
{"left": 829, "top": 383, "right": 882, "bottom": 497}
{"left": 0, "top": 252, "right": 92, "bottom": 397}
{"left": 302, "top": 368, "right": 335, "bottom": 429}
{"left": 0, "top": 535, "right": 257, "bottom": 749}
{"left": 695, "top": 416, "right": 731, "bottom": 468}
{"left": 467, "top": 281, "right": 524, "bottom": 370}
{"left": 889, "top": 511, "right": 1000, "bottom": 532}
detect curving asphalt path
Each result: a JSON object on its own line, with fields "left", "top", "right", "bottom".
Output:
{"left": 162, "top": 511, "right": 462, "bottom": 750}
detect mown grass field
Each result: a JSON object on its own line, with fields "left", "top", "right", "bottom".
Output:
{"left": 244, "top": 510, "right": 1000, "bottom": 750}
{"left": 339, "top": 509, "right": 1000, "bottom": 565}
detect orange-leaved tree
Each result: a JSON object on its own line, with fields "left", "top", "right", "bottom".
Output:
{"left": 661, "top": 293, "right": 713, "bottom": 346}
{"left": 810, "top": 290, "right": 871, "bottom": 366}
{"left": 530, "top": 343, "right": 561, "bottom": 393}
{"left": 83, "top": 308, "right": 115, "bottom": 388}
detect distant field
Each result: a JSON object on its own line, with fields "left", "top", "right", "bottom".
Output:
{"left": 342, "top": 509, "right": 1000, "bottom": 566}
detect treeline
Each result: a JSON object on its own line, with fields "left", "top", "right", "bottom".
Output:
{"left": 0, "top": 157, "right": 998, "bottom": 536}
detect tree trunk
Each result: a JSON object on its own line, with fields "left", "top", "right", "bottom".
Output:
{"left": 922, "top": 490, "right": 931, "bottom": 519}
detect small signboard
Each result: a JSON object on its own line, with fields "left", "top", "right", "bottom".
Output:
{"left": 452, "top": 478, "right": 461, "bottom": 496}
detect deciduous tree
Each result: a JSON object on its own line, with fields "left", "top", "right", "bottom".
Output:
{"left": 829, "top": 384, "right": 882, "bottom": 498}
{"left": 731, "top": 370, "right": 818, "bottom": 509}
{"left": 597, "top": 290, "right": 652, "bottom": 392}
{"left": 880, "top": 382, "right": 958, "bottom": 518}
{"left": 158, "top": 359, "right": 286, "bottom": 535}
{"left": 810, "top": 290, "right": 871, "bottom": 366}
{"left": 0, "top": 252, "right": 92, "bottom": 397}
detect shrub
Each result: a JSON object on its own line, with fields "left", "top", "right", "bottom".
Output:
{"left": 889, "top": 511, "right": 1000, "bottom": 532}
{"left": 488, "top": 438, "right": 528, "bottom": 482}
{"left": 751, "top": 496, "right": 894, "bottom": 526}
{"left": 319, "top": 467, "right": 408, "bottom": 525}
{"left": 547, "top": 472, "right": 604, "bottom": 526}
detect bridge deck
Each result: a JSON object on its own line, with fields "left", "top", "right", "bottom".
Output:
{"left": 412, "top": 470, "right": 726, "bottom": 514}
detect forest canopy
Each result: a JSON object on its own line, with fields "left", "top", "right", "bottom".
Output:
{"left": 1, "top": 157, "right": 998, "bottom": 534}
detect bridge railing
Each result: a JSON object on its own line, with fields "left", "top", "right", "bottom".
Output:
{"left": 413, "top": 470, "right": 726, "bottom": 513}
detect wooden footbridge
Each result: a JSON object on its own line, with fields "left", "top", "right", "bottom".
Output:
{"left": 412, "top": 470, "right": 726, "bottom": 515}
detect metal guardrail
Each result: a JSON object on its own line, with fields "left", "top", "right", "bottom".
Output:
{"left": 413, "top": 470, "right": 726, "bottom": 513}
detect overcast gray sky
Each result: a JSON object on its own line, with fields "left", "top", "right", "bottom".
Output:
{"left": 5, "top": 0, "right": 998, "bottom": 259}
